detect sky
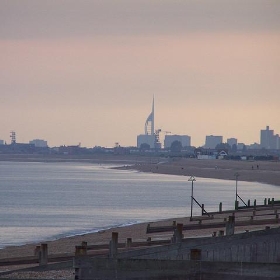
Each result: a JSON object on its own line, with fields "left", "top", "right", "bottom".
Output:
{"left": 1, "top": 0, "right": 280, "bottom": 148}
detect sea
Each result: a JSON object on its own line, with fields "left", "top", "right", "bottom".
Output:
{"left": 0, "top": 161, "right": 279, "bottom": 249}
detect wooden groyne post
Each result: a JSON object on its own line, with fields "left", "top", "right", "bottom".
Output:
{"left": 39, "top": 243, "right": 48, "bottom": 266}
{"left": 75, "top": 241, "right": 88, "bottom": 256}
{"left": 171, "top": 223, "right": 183, "bottom": 243}
{"left": 109, "top": 232, "right": 118, "bottom": 258}
{"left": 226, "top": 215, "right": 235, "bottom": 236}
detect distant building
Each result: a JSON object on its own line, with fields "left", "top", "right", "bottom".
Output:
{"left": 276, "top": 134, "right": 280, "bottom": 150}
{"left": 137, "top": 134, "right": 156, "bottom": 149}
{"left": 237, "top": 143, "right": 246, "bottom": 151}
{"left": 164, "top": 135, "right": 191, "bottom": 148}
{"left": 195, "top": 147, "right": 217, "bottom": 159}
{"left": 260, "top": 126, "right": 278, "bottom": 149}
{"left": 260, "top": 126, "right": 274, "bottom": 149}
{"left": 204, "top": 135, "right": 223, "bottom": 149}
{"left": 247, "top": 143, "right": 261, "bottom": 150}
{"left": 29, "top": 139, "right": 48, "bottom": 148}
{"left": 197, "top": 154, "right": 217, "bottom": 160}
{"left": 227, "top": 138, "right": 237, "bottom": 148}
{"left": 137, "top": 97, "right": 157, "bottom": 149}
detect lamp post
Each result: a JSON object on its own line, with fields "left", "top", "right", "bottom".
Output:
{"left": 234, "top": 172, "right": 239, "bottom": 203}
{"left": 188, "top": 176, "right": 196, "bottom": 220}
{"left": 234, "top": 172, "right": 248, "bottom": 209}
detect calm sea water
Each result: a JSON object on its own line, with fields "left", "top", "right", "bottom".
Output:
{"left": 0, "top": 161, "right": 278, "bottom": 249}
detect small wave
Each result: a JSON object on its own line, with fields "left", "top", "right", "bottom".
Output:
{"left": 62, "top": 221, "right": 140, "bottom": 238}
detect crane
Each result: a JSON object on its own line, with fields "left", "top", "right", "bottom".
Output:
{"left": 163, "top": 131, "right": 171, "bottom": 135}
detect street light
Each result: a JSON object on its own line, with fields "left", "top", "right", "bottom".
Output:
{"left": 234, "top": 172, "right": 247, "bottom": 209}
{"left": 188, "top": 176, "right": 196, "bottom": 220}
{"left": 234, "top": 172, "right": 239, "bottom": 203}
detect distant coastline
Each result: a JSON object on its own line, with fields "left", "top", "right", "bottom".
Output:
{"left": 0, "top": 153, "right": 144, "bottom": 164}
{"left": 118, "top": 158, "right": 280, "bottom": 187}
{"left": 1, "top": 153, "right": 280, "bottom": 187}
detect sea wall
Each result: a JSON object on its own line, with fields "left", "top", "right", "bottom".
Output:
{"left": 118, "top": 226, "right": 280, "bottom": 263}
{"left": 74, "top": 258, "right": 280, "bottom": 280}
{"left": 74, "top": 227, "right": 280, "bottom": 279}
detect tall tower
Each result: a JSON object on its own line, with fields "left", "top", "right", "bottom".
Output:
{"left": 137, "top": 97, "right": 156, "bottom": 149}
{"left": 145, "top": 97, "right": 155, "bottom": 135}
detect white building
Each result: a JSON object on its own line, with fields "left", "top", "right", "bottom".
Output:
{"left": 29, "top": 139, "right": 48, "bottom": 147}
{"left": 164, "top": 135, "right": 191, "bottom": 148}
{"left": 204, "top": 135, "right": 223, "bottom": 149}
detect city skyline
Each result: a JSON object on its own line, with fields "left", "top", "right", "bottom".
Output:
{"left": 1, "top": 1, "right": 279, "bottom": 147}
{"left": 2, "top": 124, "right": 279, "bottom": 150}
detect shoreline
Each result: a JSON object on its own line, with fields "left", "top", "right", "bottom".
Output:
{"left": 123, "top": 158, "right": 280, "bottom": 187}
{"left": 0, "top": 220, "right": 150, "bottom": 251}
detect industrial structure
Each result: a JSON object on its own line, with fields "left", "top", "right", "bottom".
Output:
{"left": 10, "top": 131, "right": 16, "bottom": 144}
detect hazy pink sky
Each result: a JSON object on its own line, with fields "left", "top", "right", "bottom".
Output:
{"left": 1, "top": 1, "right": 280, "bottom": 147}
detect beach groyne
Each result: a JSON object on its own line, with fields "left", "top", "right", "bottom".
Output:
{"left": 73, "top": 205, "right": 280, "bottom": 280}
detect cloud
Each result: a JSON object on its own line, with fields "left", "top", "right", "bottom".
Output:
{"left": 1, "top": 0, "right": 280, "bottom": 40}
